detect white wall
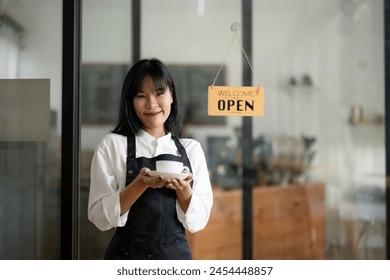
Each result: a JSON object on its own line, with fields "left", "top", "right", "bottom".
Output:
{"left": 11, "top": 0, "right": 62, "bottom": 134}
{"left": 81, "top": 0, "right": 132, "bottom": 149}
{"left": 251, "top": 0, "right": 385, "bottom": 190}
{"left": 139, "top": 0, "right": 243, "bottom": 148}
{"left": 82, "top": 0, "right": 131, "bottom": 64}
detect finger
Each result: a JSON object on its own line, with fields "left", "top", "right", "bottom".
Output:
{"left": 171, "top": 179, "right": 188, "bottom": 190}
{"left": 149, "top": 179, "right": 167, "bottom": 188}
{"left": 140, "top": 167, "right": 151, "bottom": 176}
{"left": 162, "top": 179, "right": 176, "bottom": 190}
{"left": 150, "top": 178, "right": 165, "bottom": 186}
{"left": 182, "top": 171, "right": 193, "bottom": 179}
{"left": 184, "top": 174, "right": 193, "bottom": 183}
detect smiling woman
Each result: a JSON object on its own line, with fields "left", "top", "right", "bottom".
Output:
{"left": 112, "top": 59, "right": 181, "bottom": 138}
{"left": 133, "top": 76, "right": 173, "bottom": 138}
{"left": 87, "top": 58, "right": 213, "bottom": 260}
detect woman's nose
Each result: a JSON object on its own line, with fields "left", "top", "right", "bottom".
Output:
{"left": 146, "top": 95, "right": 158, "bottom": 108}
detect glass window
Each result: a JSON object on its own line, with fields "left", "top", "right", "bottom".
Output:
{"left": 252, "top": 0, "right": 385, "bottom": 259}
{"left": 80, "top": 0, "right": 386, "bottom": 260}
{"left": 80, "top": 0, "right": 132, "bottom": 259}
{"left": 0, "top": 0, "right": 62, "bottom": 259}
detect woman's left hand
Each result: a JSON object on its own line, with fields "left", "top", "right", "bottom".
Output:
{"left": 164, "top": 173, "right": 193, "bottom": 191}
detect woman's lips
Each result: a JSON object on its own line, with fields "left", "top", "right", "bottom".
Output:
{"left": 144, "top": 111, "right": 162, "bottom": 117}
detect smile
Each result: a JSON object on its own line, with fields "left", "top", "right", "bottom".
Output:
{"left": 144, "top": 111, "right": 162, "bottom": 117}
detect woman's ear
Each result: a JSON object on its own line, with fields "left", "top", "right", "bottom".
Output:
{"left": 169, "top": 89, "right": 174, "bottom": 104}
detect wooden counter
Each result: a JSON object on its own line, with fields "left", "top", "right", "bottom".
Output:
{"left": 186, "top": 182, "right": 325, "bottom": 260}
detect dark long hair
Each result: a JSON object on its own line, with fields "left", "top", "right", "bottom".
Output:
{"left": 112, "top": 58, "right": 181, "bottom": 136}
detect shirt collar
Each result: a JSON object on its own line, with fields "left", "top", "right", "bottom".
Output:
{"left": 137, "top": 129, "right": 172, "bottom": 145}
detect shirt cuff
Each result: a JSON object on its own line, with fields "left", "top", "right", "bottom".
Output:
{"left": 103, "top": 191, "right": 128, "bottom": 228}
{"left": 176, "top": 193, "right": 205, "bottom": 233}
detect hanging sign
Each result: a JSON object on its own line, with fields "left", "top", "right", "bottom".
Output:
{"left": 208, "top": 86, "right": 264, "bottom": 116}
{"left": 208, "top": 23, "right": 265, "bottom": 117}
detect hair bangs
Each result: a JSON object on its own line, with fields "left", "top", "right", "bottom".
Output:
{"left": 132, "top": 62, "right": 172, "bottom": 94}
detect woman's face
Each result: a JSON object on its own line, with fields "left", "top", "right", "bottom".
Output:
{"left": 133, "top": 76, "right": 173, "bottom": 138}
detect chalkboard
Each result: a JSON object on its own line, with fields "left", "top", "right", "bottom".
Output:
{"left": 81, "top": 64, "right": 128, "bottom": 124}
{"left": 81, "top": 64, "right": 226, "bottom": 125}
{"left": 168, "top": 65, "right": 226, "bottom": 125}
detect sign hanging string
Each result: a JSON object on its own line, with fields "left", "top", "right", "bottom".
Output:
{"left": 212, "top": 23, "right": 260, "bottom": 88}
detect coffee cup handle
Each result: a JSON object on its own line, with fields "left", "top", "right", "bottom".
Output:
{"left": 181, "top": 166, "right": 190, "bottom": 174}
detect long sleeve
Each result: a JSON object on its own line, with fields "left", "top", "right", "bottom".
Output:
{"left": 88, "top": 134, "right": 128, "bottom": 231}
{"left": 175, "top": 139, "right": 213, "bottom": 233}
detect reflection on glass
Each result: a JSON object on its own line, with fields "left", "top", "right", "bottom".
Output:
{"left": 0, "top": 0, "right": 62, "bottom": 259}
{"left": 252, "top": 0, "right": 386, "bottom": 260}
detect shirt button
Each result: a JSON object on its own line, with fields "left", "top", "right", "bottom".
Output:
{"left": 128, "top": 170, "right": 133, "bottom": 174}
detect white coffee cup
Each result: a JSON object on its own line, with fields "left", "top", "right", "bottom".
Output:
{"left": 156, "top": 160, "right": 189, "bottom": 174}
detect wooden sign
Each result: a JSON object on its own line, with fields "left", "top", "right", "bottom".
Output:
{"left": 208, "top": 86, "right": 264, "bottom": 116}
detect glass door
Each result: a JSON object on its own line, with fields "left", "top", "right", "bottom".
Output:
{"left": 252, "top": 0, "right": 386, "bottom": 259}
{"left": 79, "top": 0, "right": 387, "bottom": 260}
{"left": 79, "top": 0, "right": 132, "bottom": 259}
{"left": 0, "top": 0, "right": 62, "bottom": 259}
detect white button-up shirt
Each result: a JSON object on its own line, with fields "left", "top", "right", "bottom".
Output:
{"left": 88, "top": 130, "right": 213, "bottom": 233}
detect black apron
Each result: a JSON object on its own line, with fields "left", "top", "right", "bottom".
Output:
{"left": 104, "top": 134, "right": 193, "bottom": 260}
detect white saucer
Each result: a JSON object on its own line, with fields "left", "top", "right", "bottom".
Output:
{"left": 148, "top": 171, "right": 189, "bottom": 180}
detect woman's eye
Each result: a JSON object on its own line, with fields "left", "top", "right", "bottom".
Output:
{"left": 156, "top": 90, "right": 165, "bottom": 96}
{"left": 135, "top": 93, "right": 145, "bottom": 98}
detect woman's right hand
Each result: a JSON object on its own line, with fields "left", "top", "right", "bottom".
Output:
{"left": 138, "top": 167, "right": 167, "bottom": 189}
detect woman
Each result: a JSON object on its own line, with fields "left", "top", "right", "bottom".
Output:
{"left": 88, "top": 58, "right": 213, "bottom": 260}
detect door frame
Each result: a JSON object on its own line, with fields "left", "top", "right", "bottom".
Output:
{"left": 384, "top": 0, "right": 390, "bottom": 260}
{"left": 61, "top": 0, "right": 82, "bottom": 260}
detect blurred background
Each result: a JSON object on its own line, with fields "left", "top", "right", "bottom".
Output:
{"left": 0, "top": 0, "right": 387, "bottom": 259}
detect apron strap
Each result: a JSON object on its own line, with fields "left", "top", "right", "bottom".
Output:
{"left": 126, "top": 134, "right": 136, "bottom": 185}
{"left": 172, "top": 136, "right": 194, "bottom": 188}
{"left": 127, "top": 134, "right": 136, "bottom": 159}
